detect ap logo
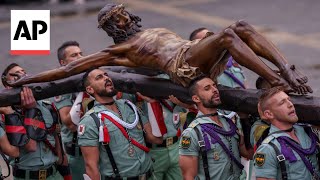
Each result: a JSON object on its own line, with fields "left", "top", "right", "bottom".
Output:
{"left": 11, "top": 10, "right": 50, "bottom": 55}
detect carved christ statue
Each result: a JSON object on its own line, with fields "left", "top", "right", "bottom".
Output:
{"left": 8, "top": 4, "right": 312, "bottom": 94}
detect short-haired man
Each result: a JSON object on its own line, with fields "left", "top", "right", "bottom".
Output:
{"left": 78, "top": 68, "right": 162, "bottom": 179}
{"left": 57, "top": 40, "right": 83, "bottom": 66}
{"left": 1, "top": 63, "right": 65, "bottom": 180}
{"left": 53, "top": 40, "right": 85, "bottom": 179}
{"left": 179, "top": 75, "right": 250, "bottom": 180}
{"left": 254, "top": 87, "right": 320, "bottom": 180}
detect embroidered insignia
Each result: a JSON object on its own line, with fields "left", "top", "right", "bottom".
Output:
{"left": 54, "top": 95, "right": 62, "bottom": 102}
{"left": 181, "top": 136, "right": 191, "bottom": 149}
{"left": 78, "top": 125, "right": 85, "bottom": 135}
{"left": 173, "top": 113, "right": 179, "bottom": 125}
{"left": 255, "top": 153, "right": 265, "bottom": 167}
{"left": 213, "top": 151, "right": 220, "bottom": 161}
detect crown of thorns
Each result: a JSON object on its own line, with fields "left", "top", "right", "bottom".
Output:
{"left": 98, "top": 4, "right": 124, "bottom": 28}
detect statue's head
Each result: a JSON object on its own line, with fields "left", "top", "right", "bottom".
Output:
{"left": 97, "top": 4, "right": 142, "bottom": 44}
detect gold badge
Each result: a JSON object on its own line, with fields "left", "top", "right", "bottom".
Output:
{"left": 127, "top": 145, "right": 135, "bottom": 157}
{"left": 39, "top": 169, "right": 47, "bottom": 180}
{"left": 213, "top": 151, "right": 220, "bottom": 161}
{"left": 181, "top": 136, "right": 191, "bottom": 149}
{"left": 255, "top": 153, "right": 265, "bottom": 167}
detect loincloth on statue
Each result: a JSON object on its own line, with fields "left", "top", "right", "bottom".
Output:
{"left": 169, "top": 39, "right": 202, "bottom": 87}
{"left": 168, "top": 39, "right": 230, "bottom": 87}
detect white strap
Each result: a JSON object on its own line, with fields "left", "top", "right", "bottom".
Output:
{"left": 98, "top": 100, "right": 139, "bottom": 129}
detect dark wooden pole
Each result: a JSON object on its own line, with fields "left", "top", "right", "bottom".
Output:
{"left": 0, "top": 67, "right": 319, "bottom": 124}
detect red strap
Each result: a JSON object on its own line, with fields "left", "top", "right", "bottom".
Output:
{"left": 253, "top": 144, "right": 257, "bottom": 152}
{"left": 5, "top": 125, "right": 27, "bottom": 134}
{"left": 1, "top": 114, "right": 4, "bottom": 122}
{"left": 160, "top": 100, "right": 174, "bottom": 112}
{"left": 188, "top": 107, "right": 198, "bottom": 114}
{"left": 150, "top": 102, "right": 167, "bottom": 135}
{"left": 176, "top": 128, "right": 181, "bottom": 137}
{"left": 64, "top": 175, "right": 72, "bottom": 180}
{"left": 101, "top": 114, "right": 150, "bottom": 153}
{"left": 47, "top": 124, "right": 56, "bottom": 134}
{"left": 43, "top": 139, "right": 57, "bottom": 155}
{"left": 24, "top": 118, "right": 46, "bottom": 129}
{"left": 116, "top": 92, "right": 123, "bottom": 100}
{"left": 100, "top": 117, "right": 110, "bottom": 143}
{"left": 135, "top": 94, "right": 144, "bottom": 102}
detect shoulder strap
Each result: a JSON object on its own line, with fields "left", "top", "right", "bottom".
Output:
{"left": 194, "top": 126, "right": 210, "bottom": 180}
{"left": 268, "top": 142, "right": 288, "bottom": 180}
{"left": 90, "top": 113, "right": 121, "bottom": 178}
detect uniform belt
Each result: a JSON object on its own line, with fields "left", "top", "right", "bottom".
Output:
{"left": 104, "top": 169, "right": 152, "bottom": 180}
{"left": 154, "top": 136, "right": 179, "bottom": 148}
{"left": 13, "top": 165, "right": 55, "bottom": 179}
{"left": 65, "top": 144, "right": 82, "bottom": 156}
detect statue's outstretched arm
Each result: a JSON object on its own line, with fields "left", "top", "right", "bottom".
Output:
{"left": 8, "top": 49, "right": 130, "bottom": 87}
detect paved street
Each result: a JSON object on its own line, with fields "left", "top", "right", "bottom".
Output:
{"left": 0, "top": 0, "right": 320, "bottom": 178}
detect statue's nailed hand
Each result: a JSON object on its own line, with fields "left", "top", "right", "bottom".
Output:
{"left": 20, "top": 87, "right": 36, "bottom": 109}
{"left": 6, "top": 72, "right": 27, "bottom": 87}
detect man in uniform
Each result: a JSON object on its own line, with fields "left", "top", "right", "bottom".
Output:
{"left": 1, "top": 63, "right": 65, "bottom": 180}
{"left": 53, "top": 40, "right": 86, "bottom": 179}
{"left": 254, "top": 87, "right": 320, "bottom": 180}
{"left": 78, "top": 68, "right": 163, "bottom": 179}
{"left": 137, "top": 74, "right": 190, "bottom": 180}
{"left": 190, "top": 28, "right": 253, "bottom": 180}
{"left": 179, "top": 74, "right": 251, "bottom": 180}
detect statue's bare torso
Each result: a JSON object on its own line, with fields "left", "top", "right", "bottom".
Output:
{"left": 116, "top": 28, "right": 190, "bottom": 71}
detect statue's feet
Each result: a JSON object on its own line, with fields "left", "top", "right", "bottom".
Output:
{"left": 281, "top": 64, "right": 308, "bottom": 84}
{"left": 271, "top": 77, "right": 312, "bottom": 95}
{"left": 271, "top": 77, "right": 294, "bottom": 93}
{"left": 280, "top": 64, "right": 312, "bottom": 94}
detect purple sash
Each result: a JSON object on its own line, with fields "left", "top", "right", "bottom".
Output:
{"left": 277, "top": 130, "right": 318, "bottom": 175}
{"left": 223, "top": 57, "right": 246, "bottom": 89}
{"left": 200, "top": 118, "right": 244, "bottom": 169}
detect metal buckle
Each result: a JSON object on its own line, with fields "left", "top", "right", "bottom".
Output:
{"left": 166, "top": 137, "right": 174, "bottom": 147}
{"left": 198, "top": 140, "right": 205, "bottom": 147}
{"left": 139, "top": 173, "right": 147, "bottom": 180}
{"left": 277, "top": 154, "right": 286, "bottom": 162}
{"left": 39, "top": 169, "right": 47, "bottom": 180}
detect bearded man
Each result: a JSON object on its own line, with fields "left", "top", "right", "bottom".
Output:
{"left": 179, "top": 74, "right": 251, "bottom": 179}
